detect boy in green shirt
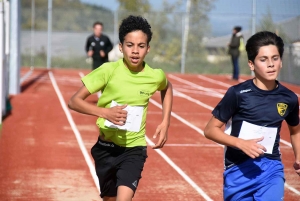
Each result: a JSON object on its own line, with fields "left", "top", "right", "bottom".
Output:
{"left": 68, "top": 15, "right": 173, "bottom": 201}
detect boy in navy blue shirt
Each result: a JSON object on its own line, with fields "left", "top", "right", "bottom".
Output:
{"left": 204, "top": 31, "right": 300, "bottom": 201}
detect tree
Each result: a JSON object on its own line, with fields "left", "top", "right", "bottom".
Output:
{"left": 117, "top": 0, "right": 150, "bottom": 12}
{"left": 257, "top": 9, "right": 290, "bottom": 43}
{"left": 115, "top": 0, "right": 215, "bottom": 72}
{"left": 21, "top": 0, "right": 114, "bottom": 31}
{"left": 155, "top": 0, "right": 215, "bottom": 71}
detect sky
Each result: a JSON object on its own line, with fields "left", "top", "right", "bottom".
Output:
{"left": 80, "top": 0, "right": 300, "bottom": 36}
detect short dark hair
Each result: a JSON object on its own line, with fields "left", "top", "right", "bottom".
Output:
{"left": 119, "top": 15, "right": 152, "bottom": 44}
{"left": 234, "top": 26, "right": 242, "bottom": 32}
{"left": 93, "top": 21, "right": 103, "bottom": 28}
{"left": 246, "top": 31, "right": 284, "bottom": 63}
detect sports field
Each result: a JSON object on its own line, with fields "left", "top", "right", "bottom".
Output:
{"left": 0, "top": 67, "right": 300, "bottom": 200}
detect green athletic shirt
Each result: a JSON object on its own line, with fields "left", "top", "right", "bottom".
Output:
{"left": 82, "top": 59, "right": 168, "bottom": 147}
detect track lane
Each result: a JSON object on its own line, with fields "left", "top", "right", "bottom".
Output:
{"left": 5, "top": 68, "right": 299, "bottom": 200}
{"left": 0, "top": 68, "right": 101, "bottom": 200}
{"left": 166, "top": 74, "right": 300, "bottom": 200}
{"left": 53, "top": 70, "right": 210, "bottom": 200}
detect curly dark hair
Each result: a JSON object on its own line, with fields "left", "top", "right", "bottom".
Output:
{"left": 119, "top": 15, "right": 152, "bottom": 44}
{"left": 246, "top": 31, "right": 284, "bottom": 63}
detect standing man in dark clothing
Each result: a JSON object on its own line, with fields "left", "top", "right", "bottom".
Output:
{"left": 228, "top": 26, "right": 243, "bottom": 80}
{"left": 85, "top": 22, "right": 113, "bottom": 70}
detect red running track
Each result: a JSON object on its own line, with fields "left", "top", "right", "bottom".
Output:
{"left": 0, "top": 68, "right": 299, "bottom": 201}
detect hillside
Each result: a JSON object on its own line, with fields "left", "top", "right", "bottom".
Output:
{"left": 21, "top": 0, "right": 114, "bottom": 32}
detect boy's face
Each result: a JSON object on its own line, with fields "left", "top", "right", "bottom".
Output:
{"left": 93, "top": 24, "right": 103, "bottom": 37}
{"left": 119, "top": 30, "right": 150, "bottom": 71}
{"left": 248, "top": 45, "right": 282, "bottom": 81}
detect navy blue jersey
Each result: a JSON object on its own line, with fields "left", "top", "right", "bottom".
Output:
{"left": 212, "top": 79, "right": 299, "bottom": 169}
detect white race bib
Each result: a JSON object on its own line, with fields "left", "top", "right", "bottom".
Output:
{"left": 104, "top": 100, "right": 143, "bottom": 132}
{"left": 238, "top": 121, "right": 277, "bottom": 154}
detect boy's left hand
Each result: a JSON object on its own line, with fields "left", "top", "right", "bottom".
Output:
{"left": 100, "top": 50, "right": 105, "bottom": 57}
{"left": 152, "top": 123, "right": 168, "bottom": 149}
{"left": 293, "top": 161, "right": 300, "bottom": 176}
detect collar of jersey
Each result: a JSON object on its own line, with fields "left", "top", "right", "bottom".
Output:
{"left": 118, "top": 59, "right": 148, "bottom": 75}
{"left": 250, "top": 79, "right": 280, "bottom": 94}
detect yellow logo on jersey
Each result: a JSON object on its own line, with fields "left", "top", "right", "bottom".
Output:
{"left": 277, "top": 103, "right": 288, "bottom": 116}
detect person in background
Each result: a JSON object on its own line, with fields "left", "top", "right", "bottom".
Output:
{"left": 205, "top": 31, "right": 300, "bottom": 200}
{"left": 85, "top": 21, "right": 113, "bottom": 70}
{"left": 228, "top": 26, "right": 243, "bottom": 80}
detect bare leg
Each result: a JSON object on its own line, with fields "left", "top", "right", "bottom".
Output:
{"left": 116, "top": 185, "right": 134, "bottom": 201}
{"left": 103, "top": 197, "right": 116, "bottom": 201}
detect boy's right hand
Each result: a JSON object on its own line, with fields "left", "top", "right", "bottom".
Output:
{"left": 87, "top": 50, "right": 93, "bottom": 57}
{"left": 237, "top": 137, "right": 267, "bottom": 159}
{"left": 104, "top": 105, "right": 128, "bottom": 126}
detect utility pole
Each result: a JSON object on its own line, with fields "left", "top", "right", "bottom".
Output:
{"left": 0, "top": 0, "right": 5, "bottom": 124}
{"left": 47, "top": 0, "right": 52, "bottom": 69}
{"left": 9, "top": 0, "right": 21, "bottom": 95}
{"left": 251, "top": 0, "right": 256, "bottom": 77}
{"left": 252, "top": 0, "right": 256, "bottom": 35}
{"left": 180, "top": 0, "right": 191, "bottom": 74}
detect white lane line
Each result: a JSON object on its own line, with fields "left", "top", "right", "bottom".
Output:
{"left": 169, "top": 74, "right": 293, "bottom": 148}
{"left": 20, "top": 68, "right": 34, "bottom": 84}
{"left": 173, "top": 84, "right": 227, "bottom": 93}
{"left": 197, "top": 75, "right": 231, "bottom": 88}
{"left": 201, "top": 75, "right": 300, "bottom": 99}
{"left": 169, "top": 75, "right": 299, "bottom": 195}
{"left": 48, "top": 71, "right": 100, "bottom": 193}
{"left": 146, "top": 136, "right": 213, "bottom": 201}
{"left": 78, "top": 72, "right": 85, "bottom": 78}
{"left": 77, "top": 71, "right": 213, "bottom": 199}
{"left": 168, "top": 74, "right": 224, "bottom": 98}
{"left": 285, "top": 183, "right": 300, "bottom": 195}
{"left": 164, "top": 144, "right": 221, "bottom": 147}
{"left": 175, "top": 88, "right": 226, "bottom": 97}
{"left": 226, "top": 75, "right": 246, "bottom": 82}
{"left": 21, "top": 74, "right": 83, "bottom": 87}
{"left": 174, "top": 89, "right": 214, "bottom": 111}
{"left": 151, "top": 99, "right": 205, "bottom": 135}
{"left": 150, "top": 98, "right": 223, "bottom": 147}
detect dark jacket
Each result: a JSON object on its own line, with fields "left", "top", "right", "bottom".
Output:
{"left": 85, "top": 34, "right": 113, "bottom": 62}
{"left": 228, "top": 32, "right": 242, "bottom": 58}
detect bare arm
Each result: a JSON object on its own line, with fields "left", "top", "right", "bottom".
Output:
{"left": 68, "top": 85, "right": 127, "bottom": 126}
{"left": 288, "top": 124, "right": 300, "bottom": 175}
{"left": 152, "top": 81, "right": 173, "bottom": 149}
{"left": 204, "top": 116, "right": 266, "bottom": 158}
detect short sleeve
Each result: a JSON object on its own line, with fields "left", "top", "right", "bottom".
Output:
{"left": 157, "top": 70, "right": 168, "bottom": 91}
{"left": 285, "top": 98, "right": 299, "bottom": 126}
{"left": 212, "top": 86, "right": 239, "bottom": 123}
{"left": 81, "top": 63, "right": 115, "bottom": 94}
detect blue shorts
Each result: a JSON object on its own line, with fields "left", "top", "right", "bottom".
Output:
{"left": 223, "top": 157, "right": 285, "bottom": 201}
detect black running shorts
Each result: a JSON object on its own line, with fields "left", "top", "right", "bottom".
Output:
{"left": 91, "top": 138, "right": 147, "bottom": 198}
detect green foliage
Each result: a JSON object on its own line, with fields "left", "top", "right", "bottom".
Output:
{"left": 257, "top": 9, "right": 290, "bottom": 43}
{"left": 117, "top": 0, "right": 150, "bottom": 12}
{"left": 21, "top": 0, "right": 114, "bottom": 32}
{"left": 21, "top": 0, "right": 239, "bottom": 75}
